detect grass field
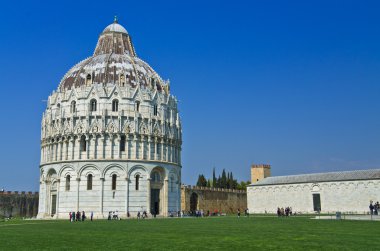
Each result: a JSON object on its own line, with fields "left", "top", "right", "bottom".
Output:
{"left": 0, "top": 216, "right": 378, "bottom": 250}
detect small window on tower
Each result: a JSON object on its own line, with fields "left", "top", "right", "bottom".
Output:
{"left": 71, "top": 101, "right": 76, "bottom": 113}
{"left": 90, "top": 99, "right": 97, "bottom": 112}
{"left": 135, "top": 101, "right": 140, "bottom": 112}
{"left": 86, "top": 74, "right": 92, "bottom": 86}
{"left": 112, "top": 99, "right": 119, "bottom": 112}
{"left": 153, "top": 104, "right": 158, "bottom": 116}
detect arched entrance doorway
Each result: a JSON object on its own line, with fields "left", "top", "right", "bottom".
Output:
{"left": 150, "top": 167, "right": 165, "bottom": 215}
{"left": 46, "top": 169, "right": 58, "bottom": 217}
{"left": 190, "top": 192, "right": 198, "bottom": 213}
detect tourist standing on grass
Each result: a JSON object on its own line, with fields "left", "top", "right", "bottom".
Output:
{"left": 72, "top": 211, "right": 76, "bottom": 222}
{"left": 108, "top": 212, "right": 111, "bottom": 220}
{"left": 90, "top": 212, "right": 93, "bottom": 221}
{"left": 237, "top": 209, "right": 241, "bottom": 218}
{"left": 82, "top": 211, "right": 85, "bottom": 221}
{"left": 369, "top": 201, "right": 374, "bottom": 215}
{"left": 374, "top": 202, "right": 378, "bottom": 215}
{"left": 137, "top": 211, "right": 141, "bottom": 219}
{"left": 69, "top": 212, "right": 72, "bottom": 222}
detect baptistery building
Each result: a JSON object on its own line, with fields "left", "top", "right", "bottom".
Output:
{"left": 38, "top": 18, "right": 182, "bottom": 219}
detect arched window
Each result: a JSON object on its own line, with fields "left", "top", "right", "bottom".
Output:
{"left": 151, "top": 171, "right": 160, "bottom": 182}
{"left": 65, "top": 175, "right": 71, "bottom": 191}
{"left": 135, "top": 101, "right": 140, "bottom": 112}
{"left": 112, "top": 99, "right": 119, "bottom": 112}
{"left": 153, "top": 104, "right": 158, "bottom": 116}
{"left": 120, "top": 74, "right": 125, "bottom": 87}
{"left": 135, "top": 174, "right": 140, "bottom": 190}
{"left": 80, "top": 135, "right": 86, "bottom": 152}
{"left": 86, "top": 74, "right": 92, "bottom": 86}
{"left": 87, "top": 174, "right": 93, "bottom": 190}
{"left": 120, "top": 135, "right": 126, "bottom": 152}
{"left": 90, "top": 99, "right": 97, "bottom": 112}
{"left": 112, "top": 174, "right": 117, "bottom": 190}
{"left": 71, "top": 101, "right": 76, "bottom": 113}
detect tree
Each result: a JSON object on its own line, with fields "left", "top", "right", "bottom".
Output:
{"left": 221, "top": 169, "right": 227, "bottom": 188}
{"left": 196, "top": 174, "right": 207, "bottom": 187}
{"left": 212, "top": 167, "right": 216, "bottom": 188}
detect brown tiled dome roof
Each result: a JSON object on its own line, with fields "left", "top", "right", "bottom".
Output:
{"left": 58, "top": 19, "right": 164, "bottom": 92}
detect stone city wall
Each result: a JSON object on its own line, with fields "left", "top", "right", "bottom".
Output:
{"left": 0, "top": 191, "right": 39, "bottom": 218}
{"left": 181, "top": 185, "right": 247, "bottom": 214}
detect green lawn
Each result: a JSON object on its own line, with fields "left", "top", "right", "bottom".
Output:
{"left": 0, "top": 216, "right": 378, "bottom": 250}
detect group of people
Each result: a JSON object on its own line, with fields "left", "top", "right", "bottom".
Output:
{"left": 277, "top": 207, "right": 293, "bottom": 217}
{"left": 369, "top": 201, "right": 379, "bottom": 215}
{"left": 69, "top": 211, "right": 94, "bottom": 222}
{"left": 237, "top": 208, "right": 249, "bottom": 218}
{"left": 107, "top": 211, "right": 120, "bottom": 220}
{"left": 136, "top": 211, "right": 148, "bottom": 219}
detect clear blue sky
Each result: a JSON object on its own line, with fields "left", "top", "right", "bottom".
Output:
{"left": 0, "top": 0, "right": 379, "bottom": 191}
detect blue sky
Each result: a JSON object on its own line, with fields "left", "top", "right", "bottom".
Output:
{"left": 0, "top": 0, "right": 379, "bottom": 191}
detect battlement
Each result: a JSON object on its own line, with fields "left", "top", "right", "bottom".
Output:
{"left": 182, "top": 185, "right": 246, "bottom": 194}
{"left": 0, "top": 191, "right": 39, "bottom": 196}
{"left": 251, "top": 164, "right": 271, "bottom": 169}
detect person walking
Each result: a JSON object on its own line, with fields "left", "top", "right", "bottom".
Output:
{"left": 369, "top": 201, "right": 374, "bottom": 215}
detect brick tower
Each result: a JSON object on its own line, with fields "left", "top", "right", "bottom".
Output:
{"left": 251, "top": 164, "right": 271, "bottom": 184}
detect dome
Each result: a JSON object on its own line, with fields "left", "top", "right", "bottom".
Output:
{"left": 58, "top": 18, "right": 167, "bottom": 93}
{"left": 102, "top": 23, "right": 128, "bottom": 34}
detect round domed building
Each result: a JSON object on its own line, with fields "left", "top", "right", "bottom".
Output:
{"left": 37, "top": 18, "right": 182, "bottom": 219}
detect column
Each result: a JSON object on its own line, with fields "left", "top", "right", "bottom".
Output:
{"left": 142, "top": 137, "right": 145, "bottom": 160}
{"left": 40, "top": 146, "right": 44, "bottom": 164}
{"left": 126, "top": 135, "right": 130, "bottom": 159}
{"left": 91, "top": 135, "right": 96, "bottom": 159}
{"left": 65, "top": 140, "right": 69, "bottom": 160}
{"left": 55, "top": 179, "right": 60, "bottom": 218}
{"left": 147, "top": 178, "right": 151, "bottom": 214}
{"left": 178, "top": 146, "right": 181, "bottom": 165}
{"left": 100, "top": 178, "right": 104, "bottom": 218}
{"left": 161, "top": 138, "right": 165, "bottom": 161}
{"left": 116, "top": 135, "right": 121, "bottom": 159}
{"left": 77, "top": 138, "right": 81, "bottom": 160}
{"left": 70, "top": 139, "right": 75, "bottom": 160}
{"left": 76, "top": 178, "right": 80, "bottom": 211}
{"left": 58, "top": 140, "right": 62, "bottom": 161}
{"left": 86, "top": 136, "right": 90, "bottom": 159}
{"left": 148, "top": 137, "right": 151, "bottom": 160}
{"left": 134, "top": 135, "right": 138, "bottom": 159}
{"left": 154, "top": 137, "right": 158, "bottom": 161}
{"left": 125, "top": 178, "right": 129, "bottom": 216}
{"left": 165, "top": 140, "right": 169, "bottom": 162}
{"left": 164, "top": 178, "right": 169, "bottom": 217}
{"left": 100, "top": 135, "right": 105, "bottom": 159}
{"left": 44, "top": 180, "right": 49, "bottom": 216}
{"left": 53, "top": 143, "right": 57, "bottom": 161}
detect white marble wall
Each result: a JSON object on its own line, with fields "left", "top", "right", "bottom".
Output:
{"left": 247, "top": 180, "right": 380, "bottom": 214}
{"left": 37, "top": 161, "right": 181, "bottom": 219}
